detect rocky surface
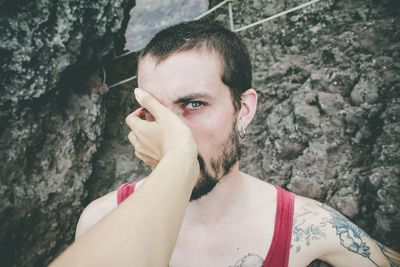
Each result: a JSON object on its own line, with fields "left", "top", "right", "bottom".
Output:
{"left": 125, "top": 0, "right": 208, "bottom": 51}
{"left": 0, "top": 0, "right": 399, "bottom": 266}
{"left": 229, "top": 0, "right": 400, "bottom": 264}
{"left": 230, "top": 0, "right": 400, "bottom": 255}
{"left": 0, "top": 0, "right": 135, "bottom": 266}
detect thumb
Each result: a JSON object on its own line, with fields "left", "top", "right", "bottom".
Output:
{"left": 134, "top": 88, "right": 168, "bottom": 121}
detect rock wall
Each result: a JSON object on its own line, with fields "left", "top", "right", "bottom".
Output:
{"left": 0, "top": 0, "right": 135, "bottom": 266}
{"left": 232, "top": 0, "right": 399, "bottom": 252}
{"left": 0, "top": 0, "right": 399, "bottom": 266}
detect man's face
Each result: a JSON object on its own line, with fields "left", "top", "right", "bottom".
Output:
{"left": 138, "top": 50, "right": 240, "bottom": 201}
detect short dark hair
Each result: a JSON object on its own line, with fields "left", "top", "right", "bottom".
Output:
{"left": 139, "top": 21, "right": 252, "bottom": 111}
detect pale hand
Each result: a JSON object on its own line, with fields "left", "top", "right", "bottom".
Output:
{"left": 125, "top": 88, "right": 197, "bottom": 169}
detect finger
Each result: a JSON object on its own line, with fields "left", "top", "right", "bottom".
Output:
{"left": 125, "top": 111, "right": 150, "bottom": 131}
{"left": 135, "top": 151, "right": 158, "bottom": 168}
{"left": 134, "top": 88, "right": 170, "bottom": 121}
{"left": 127, "top": 131, "right": 137, "bottom": 146}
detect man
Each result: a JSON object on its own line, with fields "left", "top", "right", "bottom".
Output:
{"left": 75, "top": 21, "right": 399, "bottom": 266}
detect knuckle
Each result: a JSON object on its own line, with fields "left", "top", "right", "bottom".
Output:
{"left": 140, "top": 94, "right": 152, "bottom": 106}
{"left": 135, "top": 151, "right": 142, "bottom": 159}
{"left": 128, "top": 131, "right": 136, "bottom": 141}
{"left": 125, "top": 113, "right": 134, "bottom": 125}
{"left": 128, "top": 134, "right": 136, "bottom": 146}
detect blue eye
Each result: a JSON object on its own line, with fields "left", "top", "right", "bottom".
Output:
{"left": 185, "top": 101, "right": 204, "bottom": 110}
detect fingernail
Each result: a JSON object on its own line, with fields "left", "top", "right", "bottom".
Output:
{"left": 134, "top": 88, "right": 145, "bottom": 101}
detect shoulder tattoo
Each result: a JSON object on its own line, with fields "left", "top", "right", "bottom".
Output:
{"left": 291, "top": 204, "right": 329, "bottom": 253}
{"left": 293, "top": 202, "right": 400, "bottom": 266}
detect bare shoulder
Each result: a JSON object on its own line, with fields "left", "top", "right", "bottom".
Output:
{"left": 290, "top": 195, "right": 400, "bottom": 267}
{"left": 75, "top": 190, "right": 118, "bottom": 240}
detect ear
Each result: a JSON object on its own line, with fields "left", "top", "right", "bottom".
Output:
{"left": 237, "top": 89, "right": 257, "bottom": 130}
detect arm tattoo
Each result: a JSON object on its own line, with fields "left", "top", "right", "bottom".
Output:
{"left": 320, "top": 204, "right": 379, "bottom": 266}
{"left": 291, "top": 206, "right": 328, "bottom": 253}
{"left": 375, "top": 242, "right": 400, "bottom": 267}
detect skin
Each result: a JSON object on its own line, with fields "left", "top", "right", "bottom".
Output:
{"left": 73, "top": 49, "right": 400, "bottom": 267}
{"left": 51, "top": 88, "right": 200, "bottom": 267}
{"left": 137, "top": 51, "right": 250, "bottom": 178}
{"left": 137, "top": 50, "right": 256, "bottom": 201}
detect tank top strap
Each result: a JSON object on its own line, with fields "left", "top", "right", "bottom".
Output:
{"left": 263, "top": 185, "right": 295, "bottom": 267}
{"left": 117, "top": 179, "right": 143, "bottom": 205}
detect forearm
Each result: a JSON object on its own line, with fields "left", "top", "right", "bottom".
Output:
{"left": 122, "top": 148, "right": 198, "bottom": 265}
{"left": 50, "top": 148, "right": 198, "bottom": 267}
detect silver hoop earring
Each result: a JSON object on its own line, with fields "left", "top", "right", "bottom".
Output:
{"left": 238, "top": 128, "right": 246, "bottom": 139}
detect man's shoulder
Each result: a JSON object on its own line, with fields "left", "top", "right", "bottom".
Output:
{"left": 292, "top": 195, "right": 338, "bottom": 246}
{"left": 75, "top": 190, "right": 118, "bottom": 240}
{"left": 289, "top": 195, "right": 395, "bottom": 266}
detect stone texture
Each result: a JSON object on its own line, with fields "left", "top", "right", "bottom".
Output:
{"left": 231, "top": 0, "right": 400, "bottom": 255}
{"left": 125, "top": 0, "right": 209, "bottom": 51}
{"left": 228, "top": 0, "right": 400, "bottom": 264}
{"left": 0, "top": 0, "right": 135, "bottom": 266}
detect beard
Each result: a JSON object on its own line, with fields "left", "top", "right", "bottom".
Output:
{"left": 190, "top": 119, "right": 241, "bottom": 201}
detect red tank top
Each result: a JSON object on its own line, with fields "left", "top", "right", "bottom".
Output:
{"left": 117, "top": 181, "right": 295, "bottom": 267}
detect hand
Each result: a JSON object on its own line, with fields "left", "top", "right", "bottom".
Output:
{"left": 125, "top": 88, "right": 197, "bottom": 169}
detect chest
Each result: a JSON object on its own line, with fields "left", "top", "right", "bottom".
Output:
{"left": 169, "top": 212, "right": 275, "bottom": 267}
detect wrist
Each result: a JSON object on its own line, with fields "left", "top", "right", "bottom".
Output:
{"left": 166, "top": 144, "right": 197, "bottom": 167}
{"left": 167, "top": 133, "right": 197, "bottom": 158}
{"left": 163, "top": 144, "right": 199, "bottom": 183}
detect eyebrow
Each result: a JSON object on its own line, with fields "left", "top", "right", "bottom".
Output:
{"left": 173, "top": 93, "right": 212, "bottom": 104}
